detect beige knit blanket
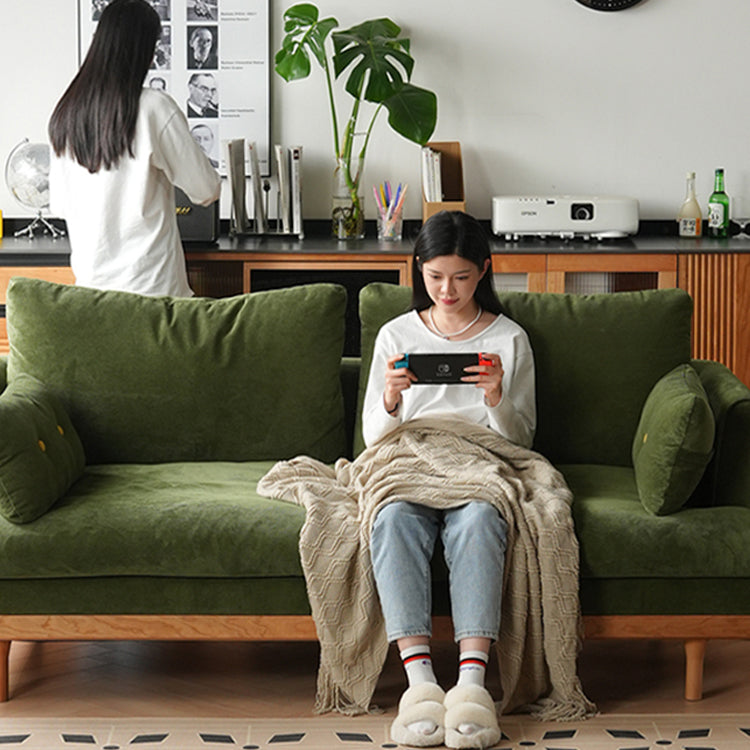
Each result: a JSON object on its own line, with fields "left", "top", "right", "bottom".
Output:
{"left": 257, "top": 415, "right": 596, "bottom": 721}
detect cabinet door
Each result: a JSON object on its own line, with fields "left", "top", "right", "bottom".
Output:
{"left": 491, "top": 255, "right": 546, "bottom": 293}
{"left": 679, "top": 253, "right": 750, "bottom": 386}
{"left": 0, "top": 267, "right": 76, "bottom": 355}
{"left": 546, "top": 254, "right": 677, "bottom": 293}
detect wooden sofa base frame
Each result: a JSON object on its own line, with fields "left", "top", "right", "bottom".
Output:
{"left": 1, "top": 614, "right": 748, "bottom": 703}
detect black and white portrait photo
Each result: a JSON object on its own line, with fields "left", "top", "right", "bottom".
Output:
{"left": 187, "top": 25, "right": 218, "bottom": 69}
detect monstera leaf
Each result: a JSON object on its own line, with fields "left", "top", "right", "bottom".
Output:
{"left": 275, "top": 4, "right": 338, "bottom": 81}
{"left": 382, "top": 83, "right": 437, "bottom": 146}
{"left": 331, "top": 19, "right": 413, "bottom": 102}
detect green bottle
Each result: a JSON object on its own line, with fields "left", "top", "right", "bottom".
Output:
{"left": 707, "top": 168, "right": 730, "bottom": 238}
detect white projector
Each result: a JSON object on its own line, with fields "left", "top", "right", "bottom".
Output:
{"left": 491, "top": 195, "right": 639, "bottom": 240}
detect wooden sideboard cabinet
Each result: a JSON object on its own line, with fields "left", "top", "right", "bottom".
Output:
{"left": 0, "top": 236, "right": 748, "bottom": 387}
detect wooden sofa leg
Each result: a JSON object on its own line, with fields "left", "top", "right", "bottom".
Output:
{"left": 0, "top": 641, "right": 9, "bottom": 702}
{"left": 684, "top": 638, "right": 706, "bottom": 701}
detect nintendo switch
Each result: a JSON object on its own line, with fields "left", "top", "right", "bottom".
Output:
{"left": 394, "top": 353, "right": 492, "bottom": 384}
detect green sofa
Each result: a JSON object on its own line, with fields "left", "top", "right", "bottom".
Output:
{"left": 0, "top": 277, "right": 749, "bottom": 704}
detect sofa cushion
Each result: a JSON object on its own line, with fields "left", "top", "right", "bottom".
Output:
{"left": 632, "top": 364, "right": 715, "bottom": 515}
{"left": 357, "top": 283, "right": 694, "bottom": 465}
{"left": 0, "top": 461, "right": 305, "bottom": 579}
{"left": 6, "top": 279, "right": 347, "bottom": 464}
{"left": 565, "top": 463, "right": 750, "bottom": 580}
{"left": 0, "top": 373, "right": 85, "bottom": 524}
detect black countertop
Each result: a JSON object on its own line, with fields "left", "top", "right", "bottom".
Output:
{"left": 2, "top": 231, "right": 750, "bottom": 265}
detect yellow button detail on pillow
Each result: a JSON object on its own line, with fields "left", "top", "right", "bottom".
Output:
{"left": 38, "top": 439, "right": 46, "bottom": 452}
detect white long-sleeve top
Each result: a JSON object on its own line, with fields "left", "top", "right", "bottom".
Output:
{"left": 50, "top": 88, "right": 221, "bottom": 297}
{"left": 362, "top": 309, "right": 536, "bottom": 449}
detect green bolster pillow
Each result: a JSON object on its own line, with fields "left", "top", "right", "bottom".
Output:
{"left": 0, "top": 373, "right": 85, "bottom": 524}
{"left": 632, "top": 364, "right": 715, "bottom": 515}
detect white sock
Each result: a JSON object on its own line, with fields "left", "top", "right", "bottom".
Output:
{"left": 457, "top": 650, "right": 488, "bottom": 688}
{"left": 400, "top": 646, "right": 439, "bottom": 738}
{"left": 400, "top": 644, "right": 438, "bottom": 687}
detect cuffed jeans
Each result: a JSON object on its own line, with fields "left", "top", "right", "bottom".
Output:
{"left": 370, "top": 501, "right": 508, "bottom": 643}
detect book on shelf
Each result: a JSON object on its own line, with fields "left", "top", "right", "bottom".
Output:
{"left": 421, "top": 146, "right": 443, "bottom": 202}
{"left": 274, "top": 144, "right": 292, "bottom": 234}
{"left": 226, "top": 138, "right": 249, "bottom": 234}
{"left": 289, "top": 145, "right": 303, "bottom": 237}
{"left": 247, "top": 141, "right": 267, "bottom": 234}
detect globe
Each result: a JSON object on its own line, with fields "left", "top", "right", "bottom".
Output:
{"left": 4, "top": 138, "right": 65, "bottom": 238}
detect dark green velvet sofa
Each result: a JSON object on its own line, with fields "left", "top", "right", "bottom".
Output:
{"left": 0, "top": 277, "right": 748, "bottom": 704}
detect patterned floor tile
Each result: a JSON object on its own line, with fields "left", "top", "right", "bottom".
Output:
{"left": 1, "top": 714, "right": 750, "bottom": 750}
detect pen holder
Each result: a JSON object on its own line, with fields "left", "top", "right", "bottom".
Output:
{"left": 377, "top": 208, "right": 403, "bottom": 241}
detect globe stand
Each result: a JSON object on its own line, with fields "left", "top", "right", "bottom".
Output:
{"left": 14, "top": 212, "right": 66, "bottom": 239}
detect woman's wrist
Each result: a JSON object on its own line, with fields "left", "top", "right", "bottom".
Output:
{"left": 384, "top": 396, "right": 400, "bottom": 415}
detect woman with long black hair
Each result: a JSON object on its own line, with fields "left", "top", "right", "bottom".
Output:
{"left": 49, "top": 0, "right": 221, "bottom": 296}
{"left": 363, "top": 211, "right": 536, "bottom": 749}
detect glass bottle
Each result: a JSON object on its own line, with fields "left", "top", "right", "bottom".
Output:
{"left": 707, "top": 168, "right": 730, "bottom": 238}
{"left": 677, "top": 172, "right": 702, "bottom": 237}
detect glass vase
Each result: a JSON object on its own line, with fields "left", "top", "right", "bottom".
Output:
{"left": 332, "top": 158, "right": 365, "bottom": 240}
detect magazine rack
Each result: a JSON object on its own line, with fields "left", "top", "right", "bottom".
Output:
{"left": 422, "top": 140, "right": 466, "bottom": 222}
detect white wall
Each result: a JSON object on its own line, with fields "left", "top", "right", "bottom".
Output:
{"left": 2, "top": 0, "right": 750, "bottom": 223}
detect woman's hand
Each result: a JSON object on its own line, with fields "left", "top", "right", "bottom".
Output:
{"left": 383, "top": 354, "right": 417, "bottom": 414}
{"left": 463, "top": 352, "right": 504, "bottom": 407}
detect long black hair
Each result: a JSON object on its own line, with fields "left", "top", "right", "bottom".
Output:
{"left": 411, "top": 210, "right": 503, "bottom": 315}
{"left": 48, "top": 0, "right": 161, "bottom": 173}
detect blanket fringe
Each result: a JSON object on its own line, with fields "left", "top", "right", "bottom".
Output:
{"left": 523, "top": 693, "right": 598, "bottom": 722}
{"left": 313, "top": 671, "right": 383, "bottom": 717}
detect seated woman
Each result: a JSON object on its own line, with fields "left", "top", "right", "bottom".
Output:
{"left": 362, "top": 210, "right": 536, "bottom": 749}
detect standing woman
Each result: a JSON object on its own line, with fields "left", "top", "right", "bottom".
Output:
{"left": 48, "top": 0, "right": 221, "bottom": 297}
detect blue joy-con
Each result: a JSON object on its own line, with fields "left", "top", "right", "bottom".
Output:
{"left": 394, "top": 354, "right": 409, "bottom": 369}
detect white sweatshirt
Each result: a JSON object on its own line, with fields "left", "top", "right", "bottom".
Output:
{"left": 50, "top": 88, "right": 221, "bottom": 297}
{"left": 362, "top": 309, "right": 536, "bottom": 449}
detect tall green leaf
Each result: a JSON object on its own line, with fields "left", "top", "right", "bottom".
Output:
{"left": 275, "top": 3, "right": 338, "bottom": 81}
{"left": 382, "top": 84, "right": 437, "bottom": 145}
{"left": 332, "top": 19, "right": 414, "bottom": 103}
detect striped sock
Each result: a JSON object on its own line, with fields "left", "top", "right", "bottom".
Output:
{"left": 400, "top": 645, "right": 437, "bottom": 686}
{"left": 457, "top": 650, "right": 488, "bottom": 687}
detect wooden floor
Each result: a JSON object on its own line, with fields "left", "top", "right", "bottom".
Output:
{"left": 0, "top": 637, "right": 749, "bottom": 718}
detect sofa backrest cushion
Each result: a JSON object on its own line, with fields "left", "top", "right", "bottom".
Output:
{"left": 357, "top": 283, "right": 693, "bottom": 465}
{"left": 0, "top": 373, "right": 85, "bottom": 524}
{"left": 6, "top": 279, "right": 347, "bottom": 464}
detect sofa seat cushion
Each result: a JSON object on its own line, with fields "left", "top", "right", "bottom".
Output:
{"left": 565, "top": 464, "right": 750, "bottom": 579}
{"left": 0, "top": 461, "right": 306, "bottom": 579}
{"left": 6, "top": 279, "right": 347, "bottom": 464}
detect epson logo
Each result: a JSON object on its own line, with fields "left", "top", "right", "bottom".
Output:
{"left": 521, "top": 210, "right": 538, "bottom": 217}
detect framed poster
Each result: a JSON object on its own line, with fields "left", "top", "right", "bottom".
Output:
{"left": 78, "top": 0, "right": 270, "bottom": 175}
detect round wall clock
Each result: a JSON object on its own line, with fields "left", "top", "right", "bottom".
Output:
{"left": 574, "top": 0, "right": 645, "bottom": 9}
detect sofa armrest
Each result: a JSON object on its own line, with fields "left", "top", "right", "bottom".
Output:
{"left": 692, "top": 359, "right": 750, "bottom": 509}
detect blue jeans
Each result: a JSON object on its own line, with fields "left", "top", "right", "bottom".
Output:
{"left": 370, "top": 501, "right": 508, "bottom": 643}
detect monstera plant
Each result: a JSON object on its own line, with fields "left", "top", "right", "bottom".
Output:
{"left": 275, "top": 3, "right": 438, "bottom": 238}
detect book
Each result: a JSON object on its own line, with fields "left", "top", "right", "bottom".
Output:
{"left": 289, "top": 145, "right": 303, "bottom": 237}
{"left": 274, "top": 144, "right": 291, "bottom": 234}
{"left": 420, "top": 146, "right": 442, "bottom": 202}
{"left": 226, "top": 139, "right": 249, "bottom": 234}
{"left": 247, "top": 141, "right": 267, "bottom": 234}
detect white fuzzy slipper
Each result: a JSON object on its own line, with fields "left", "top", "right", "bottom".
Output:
{"left": 444, "top": 684, "right": 501, "bottom": 749}
{"left": 390, "top": 682, "right": 446, "bottom": 748}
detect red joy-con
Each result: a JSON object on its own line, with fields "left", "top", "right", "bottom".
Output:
{"left": 478, "top": 353, "right": 492, "bottom": 367}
